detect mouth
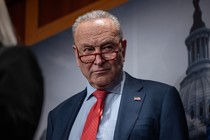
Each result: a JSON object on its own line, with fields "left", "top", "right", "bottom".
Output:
{"left": 93, "top": 69, "right": 109, "bottom": 75}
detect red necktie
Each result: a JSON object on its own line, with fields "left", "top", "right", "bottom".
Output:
{"left": 80, "top": 90, "right": 108, "bottom": 140}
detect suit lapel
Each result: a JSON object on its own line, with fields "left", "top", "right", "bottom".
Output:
{"left": 60, "top": 89, "right": 87, "bottom": 140}
{"left": 114, "top": 73, "right": 146, "bottom": 140}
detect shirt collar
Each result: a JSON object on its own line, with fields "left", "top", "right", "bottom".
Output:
{"left": 86, "top": 71, "right": 126, "bottom": 101}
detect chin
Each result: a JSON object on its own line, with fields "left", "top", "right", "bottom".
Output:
{"left": 91, "top": 79, "right": 112, "bottom": 89}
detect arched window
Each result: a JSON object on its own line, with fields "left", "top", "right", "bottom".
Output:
{"left": 209, "top": 104, "right": 210, "bottom": 114}
{"left": 199, "top": 102, "right": 203, "bottom": 117}
{"left": 191, "top": 105, "right": 195, "bottom": 120}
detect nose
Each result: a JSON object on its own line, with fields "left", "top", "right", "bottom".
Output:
{"left": 94, "top": 54, "right": 104, "bottom": 65}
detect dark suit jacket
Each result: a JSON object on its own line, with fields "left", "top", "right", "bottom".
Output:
{"left": 0, "top": 46, "right": 44, "bottom": 140}
{"left": 47, "top": 72, "right": 189, "bottom": 140}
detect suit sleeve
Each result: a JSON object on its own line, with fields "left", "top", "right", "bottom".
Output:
{"left": 159, "top": 87, "right": 189, "bottom": 140}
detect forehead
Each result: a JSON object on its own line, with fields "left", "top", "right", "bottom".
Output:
{"left": 74, "top": 18, "right": 119, "bottom": 44}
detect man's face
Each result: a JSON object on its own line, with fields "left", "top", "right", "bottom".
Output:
{"left": 73, "top": 18, "right": 126, "bottom": 89}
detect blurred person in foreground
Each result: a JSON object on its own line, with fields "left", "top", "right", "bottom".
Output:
{"left": 0, "top": 45, "right": 44, "bottom": 140}
{"left": 46, "top": 10, "right": 189, "bottom": 140}
{"left": 0, "top": 0, "right": 44, "bottom": 139}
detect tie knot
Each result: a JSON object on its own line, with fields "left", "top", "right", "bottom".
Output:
{"left": 93, "top": 90, "right": 108, "bottom": 100}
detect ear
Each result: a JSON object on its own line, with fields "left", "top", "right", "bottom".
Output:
{"left": 73, "top": 45, "right": 80, "bottom": 67}
{"left": 121, "top": 39, "right": 127, "bottom": 61}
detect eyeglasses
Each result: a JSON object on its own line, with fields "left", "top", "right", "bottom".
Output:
{"left": 75, "top": 40, "right": 122, "bottom": 64}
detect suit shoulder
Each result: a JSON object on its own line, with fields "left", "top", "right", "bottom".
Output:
{"left": 50, "top": 89, "right": 86, "bottom": 114}
{"left": 141, "top": 79, "right": 179, "bottom": 97}
{"left": 125, "top": 72, "right": 175, "bottom": 88}
{"left": 125, "top": 72, "right": 178, "bottom": 94}
{"left": 141, "top": 79, "right": 175, "bottom": 88}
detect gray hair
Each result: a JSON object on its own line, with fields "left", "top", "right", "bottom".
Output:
{"left": 72, "top": 10, "right": 123, "bottom": 39}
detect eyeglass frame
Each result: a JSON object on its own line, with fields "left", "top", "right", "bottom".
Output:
{"left": 74, "top": 39, "right": 122, "bottom": 64}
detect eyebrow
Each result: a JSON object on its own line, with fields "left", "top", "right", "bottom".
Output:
{"left": 78, "top": 39, "right": 118, "bottom": 48}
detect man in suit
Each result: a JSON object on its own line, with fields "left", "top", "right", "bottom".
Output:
{"left": 46, "top": 10, "right": 189, "bottom": 140}
{"left": 0, "top": 46, "right": 44, "bottom": 140}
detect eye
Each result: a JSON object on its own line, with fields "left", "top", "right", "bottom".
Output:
{"left": 101, "top": 44, "right": 115, "bottom": 52}
{"left": 83, "top": 47, "right": 95, "bottom": 54}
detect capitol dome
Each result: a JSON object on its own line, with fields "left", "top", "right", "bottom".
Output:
{"left": 179, "top": 0, "right": 210, "bottom": 139}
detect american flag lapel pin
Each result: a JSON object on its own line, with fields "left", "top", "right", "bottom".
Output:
{"left": 134, "top": 96, "right": 141, "bottom": 101}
